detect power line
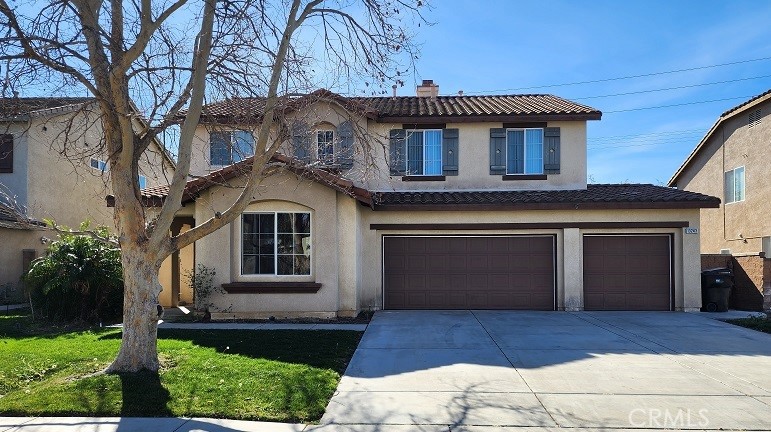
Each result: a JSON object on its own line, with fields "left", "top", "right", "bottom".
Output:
{"left": 571, "top": 74, "right": 771, "bottom": 100}
{"left": 588, "top": 137, "right": 700, "bottom": 150}
{"left": 604, "top": 95, "right": 754, "bottom": 114}
{"left": 589, "top": 128, "right": 706, "bottom": 141}
{"left": 462, "top": 55, "right": 771, "bottom": 94}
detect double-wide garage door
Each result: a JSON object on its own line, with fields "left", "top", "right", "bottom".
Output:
{"left": 383, "top": 236, "right": 556, "bottom": 310}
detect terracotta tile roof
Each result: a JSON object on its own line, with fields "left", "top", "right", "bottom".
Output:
{"left": 669, "top": 88, "right": 771, "bottom": 186}
{"left": 373, "top": 184, "right": 720, "bottom": 210}
{"left": 0, "top": 97, "right": 95, "bottom": 120}
{"left": 0, "top": 203, "right": 45, "bottom": 230}
{"left": 350, "top": 94, "right": 601, "bottom": 119}
{"left": 195, "top": 90, "right": 601, "bottom": 123}
{"left": 111, "top": 153, "right": 373, "bottom": 207}
{"left": 127, "top": 175, "right": 719, "bottom": 212}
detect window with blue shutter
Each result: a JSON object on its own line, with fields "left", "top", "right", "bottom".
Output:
{"left": 210, "top": 130, "right": 255, "bottom": 166}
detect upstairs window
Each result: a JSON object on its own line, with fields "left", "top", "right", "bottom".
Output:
{"left": 506, "top": 128, "right": 543, "bottom": 175}
{"left": 749, "top": 109, "right": 762, "bottom": 128}
{"left": 90, "top": 158, "right": 108, "bottom": 172}
{"left": 210, "top": 130, "right": 254, "bottom": 166}
{"left": 0, "top": 134, "right": 13, "bottom": 173}
{"left": 138, "top": 175, "right": 147, "bottom": 190}
{"left": 724, "top": 166, "right": 745, "bottom": 204}
{"left": 406, "top": 129, "right": 442, "bottom": 175}
{"left": 317, "top": 130, "right": 335, "bottom": 164}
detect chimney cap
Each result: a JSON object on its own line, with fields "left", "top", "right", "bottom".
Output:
{"left": 421, "top": 79, "right": 434, "bottom": 86}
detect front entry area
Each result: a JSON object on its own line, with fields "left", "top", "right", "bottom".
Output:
{"left": 383, "top": 236, "right": 555, "bottom": 310}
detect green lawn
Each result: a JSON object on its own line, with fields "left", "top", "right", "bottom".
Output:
{"left": 0, "top": 313, "right": 362, "bottom": 422}
{"left": 726, "top": 315, "right": 771, "bottom": 334}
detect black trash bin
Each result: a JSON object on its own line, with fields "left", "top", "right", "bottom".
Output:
{"left": 701, "top": 268, "right": 733, "bottom": 312}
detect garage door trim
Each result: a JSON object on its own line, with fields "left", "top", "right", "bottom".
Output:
{"left": 381, "top": 234, "right": 557, "bottom": 310}
{"left": 583, "top": 233, "right": 674, "bottom": 311}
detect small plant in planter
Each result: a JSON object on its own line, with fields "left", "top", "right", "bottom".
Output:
{"left": 185, "top": 264, "right": 224, "bottom": 321}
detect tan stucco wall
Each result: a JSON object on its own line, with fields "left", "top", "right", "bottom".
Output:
{"left": 194, "top": 172, "right": 343, "bottom": 318}
{"left": 675, "top": 98, "right": 771, "bottom": 254}
{"left": 189, "top": 103, "right": 589, "bottom": 191}
{"left": 13, "top": 109, "right": 175, "bottom": 230}
{"left": 190, "top": 172, "right": 703, "bottom": 317}
{"left": 361, "top": 208, "right": 702, "bottom": 312}
{"left": 0, "top": 228, "right": 46, "bottom": 303}
{"left": 361, "top": 121, "right": 587, "bottom": 191}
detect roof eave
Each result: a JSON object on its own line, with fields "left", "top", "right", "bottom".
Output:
{"left": 374, "top": 113, "right": 602, "bottom": 124}
{"left": 373, "top": 200, "right": 720, "bottom": 211}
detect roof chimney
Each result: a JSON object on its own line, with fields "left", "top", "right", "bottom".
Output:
{"left": 416, "top": 79, "right": 439, "bottom": 99}
{"left": 392, "top": 84, "right": 397, "bottom": 99}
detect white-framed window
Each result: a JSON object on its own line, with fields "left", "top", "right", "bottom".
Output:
{"left": 210, "top": 130, "right": 254, "bottom": 166}
{"left": 406, "top": 129, "right": 442, "bottom": 175}
{"left": 506, "top": 128, "right": 543, "bottom": 175}
{"left": 724, "top": 166, "right": 745, "bottom": 204}
{"left": 241, "top": 212, "right": 311, "bottom": 276}
{"left": 138, "top": 175, "right": 147, "bottom": 190}
{"left": 89, "top": 158, "right": 108, "bottom": 172}
{"left": 317, "top": 129, "right": 335, "bottom": 164}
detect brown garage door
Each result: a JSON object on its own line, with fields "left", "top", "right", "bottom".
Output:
{"left": 383, "top": 236, "right": 555, "bottom": 310}
{"left": 583, "top": 235, "right": 672, "bottom": 311}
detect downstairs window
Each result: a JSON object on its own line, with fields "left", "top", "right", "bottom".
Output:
{"left": 241, "top": 212, "right": 311, "bottom": 276}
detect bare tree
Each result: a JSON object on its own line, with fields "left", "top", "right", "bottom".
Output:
{"left": 0, "top": 0, "right": 425, "bottom": 373}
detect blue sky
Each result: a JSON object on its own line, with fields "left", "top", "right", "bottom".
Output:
{"left": 404, "top": 0, "right": 771, "bottom": 185}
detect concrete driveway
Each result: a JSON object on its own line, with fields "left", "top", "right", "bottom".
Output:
{"left": 313, "top": 311, "right": 771, "bottom": 431}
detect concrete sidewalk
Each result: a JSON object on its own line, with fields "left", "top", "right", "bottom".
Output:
{"left": 0, "top": 416, "right": 308, "bottom": 432}
{"left": 156, "top": 322, "right": 368, "bottom": 331}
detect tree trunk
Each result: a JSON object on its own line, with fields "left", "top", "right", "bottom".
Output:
{"left": 106, "top": 246, "right": 163, "bottom": 373}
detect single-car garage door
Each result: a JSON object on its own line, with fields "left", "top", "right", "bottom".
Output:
{"left": 383, "top": 236, "right": 555, "bottom": 310}
{"left": 583, "top": 235, "right": 672, "bottom": 311}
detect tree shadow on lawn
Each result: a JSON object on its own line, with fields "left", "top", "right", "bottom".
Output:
{"left": 117, "top": 370, "right": 172, "bottom": 417}
{"left": 99, "top": 329, "right": 362, "bottom": 371}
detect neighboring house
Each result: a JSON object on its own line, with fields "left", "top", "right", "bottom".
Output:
{"left": 0, "top": 97, "right": 175, "bottom": 304}
{"left": 669, "top": 88, "right": 771, "bottom": 310}
{"left": 0, "top": 202, "right": 45, "bottom": 303}
{"left": 142, "top": 80, "right": 719, "bottom": 319}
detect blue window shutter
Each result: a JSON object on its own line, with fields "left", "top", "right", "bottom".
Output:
{"left": 291, "top": 120, "right": 311, "bottom": 163}
{"left": 489, "top": 128, "right": 506, "bottom": 175}
{"left": 442, "top": 128, "right": 459, "bottom": 176}
{"left": 544, "top": 127, "right": 560, "bottom": 174}
{"left": 337, "top": 121, "right": 354, "bottom": 170}
{"left": 389, "top": 129, "right": 407, "bottom": 176}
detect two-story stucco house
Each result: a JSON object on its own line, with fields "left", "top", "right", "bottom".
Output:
{"left": 143, "top": 81, "right": 719, "bottom": 319}
{"left": 669, "top": 89, "right": 771, "bottom": 310}
{"left": 0, "top": 97, "right": 175, "bottom": 303}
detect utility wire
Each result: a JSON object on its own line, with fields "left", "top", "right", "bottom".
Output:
{"left": 462, "top": 55, "right": 771, "bottom": 94}
{"left": 589, "top": 128, "right": 706, "bottom": 141}
{"left": 604, "top": 95, "right": 755, "bottom": 113}
{"left": 571, "top": 74, "right": 771, "bottom": 100}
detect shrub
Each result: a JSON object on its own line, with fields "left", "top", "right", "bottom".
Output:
{"left": 185, "top": 264, "right": 224, "bottom": 320}
{"left": 25, "top": 224, "right": 123, "bottom": 323}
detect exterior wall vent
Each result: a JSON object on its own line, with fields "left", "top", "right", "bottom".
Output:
{"left": 749, "top": 109, "right": 762, "bottom": 128}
